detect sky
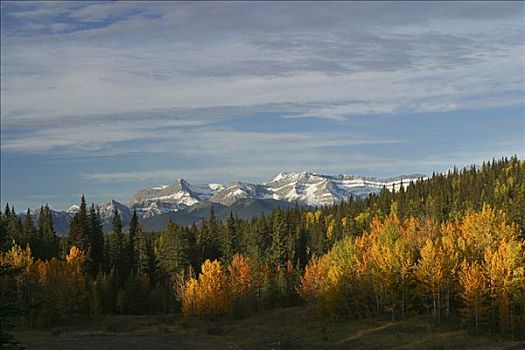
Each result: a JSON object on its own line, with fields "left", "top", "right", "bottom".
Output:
{"left": 1, "top": 1, "right": 524, "bottom": 211}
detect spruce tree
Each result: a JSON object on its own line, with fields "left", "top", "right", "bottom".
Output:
{"left": 198, "top": 210, "right": 220, "bottom": 263}
{"left": 128, "top": 209, "right": 140, "bottom": 276}
{"left": 138, "top": 233, "right": 158, "bottom": 286}
{"left": 7, "top": 206, "right": 22, "bottom": 247}
{"left": 220, "top": 212, "right": 236, "bottom": 265}
{"left": 87, "top": 204, "right": 104, "bottom": 277}
{"left": 109, "top": 209, "right": 128, "bottom": 287}
{"left": 187, "top": 223, "right": 200, "bottom": 272}
{"left": 38, "top": 205, "right": 59, "bottom": 260}
{"left": 270, "top": 207, "right": 287, "bottom": 267}
{"left": 22, "top": 209, "right": 38, "bottom": 255}
{"left": 158, "top": 219, "right": 189, "bottom": 274}
{"left": 69, "top": 195, "right": 90, "bottom": 250}
{"left": 0, "top": 205, "right": 14, "bottom": 252}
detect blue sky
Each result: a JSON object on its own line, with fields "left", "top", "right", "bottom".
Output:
{"left": 1, "top": 1, "right": 524, "bottom": 211}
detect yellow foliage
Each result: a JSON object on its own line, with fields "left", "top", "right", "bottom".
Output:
{"left": 181, "top": 278, "right": 199, "bottom": 316}
{"left": 483, "top": 239, "right": 525, "bottom": 333}
{"left": 182, "top": 259, "right": 231, "bottom": 317}
{"left": 298, "top": 255, "right": 330, "bottom": 302}
{"left": 299, "top": 207, "right": 523, "bottom": 329}
{"left": 457, "top": 205, "right": 518, "bottom": 261}
{"left": 305, "top": 210, "right": 323, "bottom": 228}
{"left": 458, "top": 260, "right": 489, "bottom": 330}
{"left": 354, "top": 211, "right": 370, "bottom": 226}
{"left": 66, "top": 245, "right": 87, "bottom": 267}
{"left": 1, "top": 244, "right": 33, "bottom": 276}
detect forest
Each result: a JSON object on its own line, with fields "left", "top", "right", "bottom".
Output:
{"left": 1, "top": 156, "right": 524, "bottom": 347}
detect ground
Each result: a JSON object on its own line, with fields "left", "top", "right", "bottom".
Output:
{"left": 12, "top": 306, "right": 525, "bottom": 350}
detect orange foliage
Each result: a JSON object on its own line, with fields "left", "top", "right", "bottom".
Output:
{"left": 228, "top": 254, "right": 254, "bottom": 299}
{"left": 182, "top": 259, "right": 230, "bottom": 317}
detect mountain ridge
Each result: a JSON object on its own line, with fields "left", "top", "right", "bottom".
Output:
{"left": 22, "top": 171, "right": 426, "bottom": 235}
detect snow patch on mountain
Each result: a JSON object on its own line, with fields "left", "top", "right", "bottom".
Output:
{"left": 44, "top": 171, "right": 426, "bottom": 236}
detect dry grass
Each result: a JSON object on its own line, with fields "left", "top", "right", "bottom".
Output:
{"left": 13, "top": 307, "right": 525, "bottom": 349}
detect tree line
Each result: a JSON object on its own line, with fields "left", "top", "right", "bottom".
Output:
{"left": 1, "top": 156, "right": 524, "bottom": 338}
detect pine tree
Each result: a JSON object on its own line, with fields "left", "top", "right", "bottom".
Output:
{"left": 87, "top": 205, "right": 104, "bottom": 278}
{"left": 0, "top": 207, "right": 13, "bottom": 252}
{"left": 187, "top": 223, "right": 200, "bottom": 272}
{"left": 38, "top": 205, "right": 59, "bottom": 260}
{"left": 69, "top": 196, "right": 90, "bottom": 250}
{"left": 158, "top": 220, "right": 189, "bottom": 274}
{"left": 22, "top": 209, "right": 39, "bottom": 256}
{"left": 270, "top": 207, "right": 287, "bottom": 267}
{"left": 220, "top": 212, "right": 237, "bottom": 265}
{"left": 7, "top": 206, "right": 22, "bottom": 248}
{"left": 138, "top": 233, "right": 158, "bottom": 286}
{"left": 197, "top": 210, "right": 220, "bottom": 263}
{"left": 244, "top": 217, "right": 266, "bottom": 270}
{"left": 128, "top": 209, "right": 140, "bottom": 276}
{"left": 109, "top": 209, "right": 128, "bottom": 287}
{"left": 199, "top": 206, "right": 220, "bottom": 262}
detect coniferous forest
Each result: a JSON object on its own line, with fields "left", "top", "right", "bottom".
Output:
{"left": 1, "top": 157, "right": 525, "bottom": 346}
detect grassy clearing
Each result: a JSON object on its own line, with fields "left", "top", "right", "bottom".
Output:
{"left": 12, "top": 306, "right": 524, "bottom": 350}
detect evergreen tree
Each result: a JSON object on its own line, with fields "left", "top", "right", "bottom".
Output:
{"left": 197, "top": 208, "right": 220, "bottom": 263}
{"left": 109, "top": 209, "right": 128, "bottom": 287}
{"left": 138, "top": 233, "right": 158, "bottom": 286}
{"left": 22, "top": 209, "right": 39, "bottom": 255}
{"left": 270, "top": 207, "right": 287, "bottom": 267}
{"left": 38, "top": 205, "right": 59, "bottom": 260}
{"left": 69, "top": 195, "right": 90, "bottom": 250}
{"left": 128, "top": 209, "right": 140, "bottom": 276}
{"left": 7, "top": 206, "right": 22, "bottom": 247}
{"left": 0, "top": 206, "right": 14, "bottom": 252}
{"left": 220, "top": 212, "right": 237, "bottom": 265}
{"left": 187, "top": 223, "right": 200, "bottom": 272}
{"left": 158, "top": 220, "right": 189, "bottom": 274}
{"left": 87, "top": 204, "right": 104, "bottom": 278}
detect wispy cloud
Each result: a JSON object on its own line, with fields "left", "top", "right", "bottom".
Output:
{"left": 83, "top": 139, "right": 525, "bottom": 185}
{"left": 1, "top": 2, "right": 524, "bottom": 210}
{"left": 1, "top": 2, "right": 523, "bottom": 129}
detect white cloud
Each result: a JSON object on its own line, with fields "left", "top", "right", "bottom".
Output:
{"left": 1, "top": 2, "right": 523, "bottom": 129}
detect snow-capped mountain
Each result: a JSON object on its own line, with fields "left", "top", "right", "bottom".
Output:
{"left": 24, "top": 171, "right": 425, "bottom": 235}
{"left": 100, "top": 172, "right": 425, "bottom": 216}
{"left": 127, "top": 172, "right": 423, "bottom": 210}
{"left": 128, "top": 179, "right": 225, "bottom": 217}
{"left": 96, "top": 200, "right": 132, "bottom": 224}
{"left": 209, "top": 182, "right": 271, "bottom": 206}
{"left": 68, "top": 200, "right": 132, "bottom": 224}
{"left": 265, "top": 171, "right": 424, "bottom": 206}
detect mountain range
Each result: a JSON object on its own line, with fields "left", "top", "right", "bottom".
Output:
{"left": 23, "top": 171, "right": 425, "bottom": 236}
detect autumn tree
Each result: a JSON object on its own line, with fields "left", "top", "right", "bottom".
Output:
{"left": 182, "top": 259, "right": 230, "bottom": 317}
{"left": 458, "top": 260, "right": 489, "bottom": 332}
{"left": 228, "top": 254, "right": 254, "bottom": 316}
{"left": 484, "top": 239, "right": 525, "bottom": 335}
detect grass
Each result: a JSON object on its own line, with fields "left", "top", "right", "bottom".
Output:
{"left": 12, "top": 306, "right": 525, "bottom": 349}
